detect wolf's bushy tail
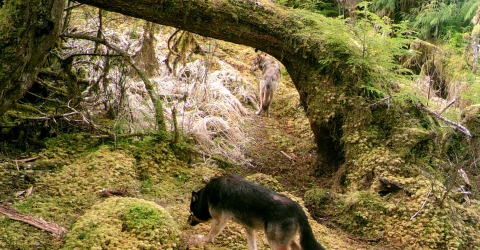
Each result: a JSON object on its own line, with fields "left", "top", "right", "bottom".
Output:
{"left": 297, "top": 207, "right": 326, "bottom": 250}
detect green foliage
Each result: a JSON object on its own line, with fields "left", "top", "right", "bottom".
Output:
{"left": 346, "top": 2, "right": 414, "bottom": 98}
{"left": 460, "top": 0, "right": 480, "bottom": 23}
{"left": 278, "top": 0, "right": 339, "bottom": 17}
{"left": 402, "top": 0, "right": 477, "bottom": 41}
{"left": 447, "top": 31, "right": 469, "bottom": 49}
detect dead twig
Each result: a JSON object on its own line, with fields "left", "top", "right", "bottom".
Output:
{"left": 438, "top": 97, "right": 457, "bottom": 115}
{"left": 60, "top": 32, "right": 166, "bottom": 131}
{"left": 280, "top": 150, "right": 296, "bottom": 161}
{"left": 417, "top": 102, "right": 472, "bottom": 138}
{"left": 410, "top": 190, "right": 432, "bottom": 220}
{"left": 369, "top": 96, "right": 391, "bottom": 109}
{"left": 98, "top": 188, "right": 127, "bottom": 197}
{"left": 14, "top": 156, "right": 40, "bottom": 163}
{"left": 0, "top": 204, "right": 67, "bottom": 237}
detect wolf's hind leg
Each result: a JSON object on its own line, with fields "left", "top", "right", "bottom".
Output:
{"left": 256, "top": 83, "right": 266, "bottom": 115}
{"left": 200, "top": 217, "right": 227, "bottom": 242}
{"left": 244, "top": 227, "right": 258, "bottom": 250}
{"left": 265, "top": 219, "right": 297, "bottom": 250}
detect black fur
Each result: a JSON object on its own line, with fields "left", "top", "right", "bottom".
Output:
{"left": 188, "top": 175, "right": 326, "bottom": 250}
{"left": 189, "top": 190, "right": 211, "bottom": 223}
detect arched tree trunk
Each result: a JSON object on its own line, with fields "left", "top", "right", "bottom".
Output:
{"left": 0, "top": 0, "right": 65, "bottom": 115}
{"left": 74, "top": 0, "right": 367, "bottom": 176}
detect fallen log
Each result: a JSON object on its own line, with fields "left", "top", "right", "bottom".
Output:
{"left": 0, "top": 204, "right": 67, "bottom": 238}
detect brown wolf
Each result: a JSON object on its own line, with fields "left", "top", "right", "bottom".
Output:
{"left": 250, "top": 53, "right": 281, "bottom": 117}
{"left": 188, "top": 175, "right": 326, "bottom": 250}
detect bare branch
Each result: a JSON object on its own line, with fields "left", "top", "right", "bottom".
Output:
{"left": 60, "top": 33, "right": 155, "bottom": 102}
{"left": 60, "top": 32, "right": 166, "bottom": 130}
{"left": 410, "top": 190, "right": 432, "bottom": 220}
{"left": 417, "top": 102, "right": 472, "bottom": 138}
{"left": 280, "top": 150, "right": 296, "bottom": 161}
{"left": 14, "top": 156, "right": 40, "bottom": 163}
{"left": 0, "top": 204, "right": 67, "bottom": 238}
{"left": 438, "top": 97, "right": 457, "bottom": 115}
{"left": 369, "top": 96, "right": 391, "bottom": 109}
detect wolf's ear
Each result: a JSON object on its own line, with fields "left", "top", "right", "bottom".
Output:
{"left": 191, "top": 191, "right": 198, "bottom": 202}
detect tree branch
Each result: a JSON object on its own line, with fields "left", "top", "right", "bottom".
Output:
{"left": 74, "top": 0, "right": 288, "bottom": 57}
{"left": 437, "top": 97, "right": 457, "bottom": 115}
{"left": 410, "top": 190, "right": 432, "bottom": 220}
{"left": 0, "top": 204, "right": 67, "bottom": 238}
{"left": 417, "top": 102, "right": 472, "bottom": 138}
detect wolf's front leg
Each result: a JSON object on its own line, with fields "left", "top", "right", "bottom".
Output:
{"left": 245, "top": 227, "right": 258, "bottom": 250}
{"left": 199, "top": 218, "right": 227, "bottom": 242}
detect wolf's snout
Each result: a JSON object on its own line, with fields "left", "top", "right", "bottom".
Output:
{"left": 187, "top": 214, "right": 201, "bottom": 226}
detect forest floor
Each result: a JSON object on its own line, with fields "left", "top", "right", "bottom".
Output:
{"left": 0, "top": 41, "right": 391, "bottom": 250}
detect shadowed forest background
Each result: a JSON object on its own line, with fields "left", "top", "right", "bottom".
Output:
{"left": 1, "top": 0, "right": 480, "bottom": 249}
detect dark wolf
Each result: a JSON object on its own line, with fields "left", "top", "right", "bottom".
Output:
{"left": 250, "top": 53, "right": 281, "bottom": 117}
{"left": 188, "top": 175, "right": 326, "bottom": 250}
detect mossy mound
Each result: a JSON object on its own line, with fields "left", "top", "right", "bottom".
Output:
{"left": 13, "top": 146, "right": 140, "bottom": 225}
{"left": 62, "top": 197, "right": 180, "bottom": 250}
{"left": 306, "top": 186, "right": 480, "bottom": 249}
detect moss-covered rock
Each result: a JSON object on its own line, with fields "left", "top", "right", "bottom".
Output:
{"left": 62, "top": 197, "right": 180, "bottom": 250}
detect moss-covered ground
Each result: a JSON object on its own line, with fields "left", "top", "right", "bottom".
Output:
{"left": 0, "top": 59, "right": 360, "bottom": 249}
{"left": 0, "top": 130, "right": 347, "bottom": 249}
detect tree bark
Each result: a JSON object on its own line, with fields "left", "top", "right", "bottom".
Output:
{"left": 0, "top": 0, "right": 65, "bottom": 116}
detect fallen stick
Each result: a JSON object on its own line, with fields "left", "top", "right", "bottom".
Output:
{"left": 417, "top": 102, "right": 472, "bottom": 138}
{"left": 0, "top": 204, "right": 67, "bottom": 238}
{"left": 280, "top": 150, "right": 296, "bottom": 161}
{"left": 410, "top": 190, "right": 432, "bottom": 220}
{"left": 14, "top": 156, "right": 40, "bottom": 163}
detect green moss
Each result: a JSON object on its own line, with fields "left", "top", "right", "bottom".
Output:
{"left": 0, "top": 217, "right": 57, "bottom": 250}
{"left": 9, "top": 145, "right": 140, "bottom": 235}
{"left": 305, "top": 188, "right": 331, "bottom": 210}
{"left": 121, "top": 203, "right": 165, "bottom": 232}
{"left": 245, "top": 173, "right": 283, "bottom": 192}
{"left": 62, "top": 197, "right": 180, "bottom": 250}
{"left": 462, "top": 104, "right": 480, "bottom": 137}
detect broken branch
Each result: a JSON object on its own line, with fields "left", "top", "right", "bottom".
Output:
{"left": 417, "top": 102, "right": 472, "bottom": 138}
{"left": 438, "top": 97, "right": 457, "bottom": 115}
{"left": 410, "top": 190, "right": 432, "bottom": 220}
{"left": 280, "top": 150, "right": 296, "bottom": 161}
{"left": 0, "top": 204, "right": 67, "bottom": 237}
